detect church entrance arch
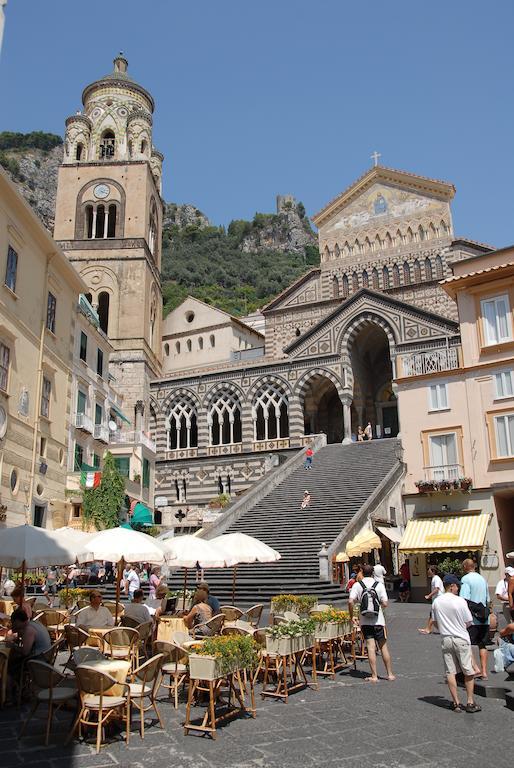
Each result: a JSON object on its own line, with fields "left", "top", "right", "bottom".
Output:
{"left": 301, "top": 373, "right": 344, "bottom": 444}
{"left": 348, "top": 321, "right": 399, "bottom": 438}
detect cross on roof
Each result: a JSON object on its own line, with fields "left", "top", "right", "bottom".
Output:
{"left": 371, "top": 150, "right": 381, "bottom": 167}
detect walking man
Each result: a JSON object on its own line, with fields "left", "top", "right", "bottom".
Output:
{"left": 304, "top": 444, "right": 314, "bottom": 470}
{"left": 349, "top": 563, "right": 395, "bottom": 683}
{"left": 418, "top": 565, "right": 444, "bottom": 634}
{"left": 431, "top": 574, "right": 481, "bottom": 713}
{"left": 459, "top": 558, "right": 490, "bottom": 680}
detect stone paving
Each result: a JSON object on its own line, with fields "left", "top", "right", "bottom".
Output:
{"left": 1, "top": 603, "right": 513, "bottom": 768}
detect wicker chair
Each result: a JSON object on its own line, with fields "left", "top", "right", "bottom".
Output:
{"left": 135, "top": 621, "right": 153, "bottom": 659}
{"left": 283, "top": 611, "right": 300, "bottom": 622}
{"left": 119, "top": 615, "right": 140, "bottom": 629}
{"left": 40, "top": 639, "right": 64, "bottom": 666}
{"left": 170, "top": 630, "right": 190, "bottom": 647}
{"left": 63, "top": 625, "right": 89, "bottom": 671}
{"left": 103, "top": 627, "right": 140, "bottom": 670}
{"left": 68, "top": 665, "right": 130, "bottom": 753}
{"left": 193, "top": 612, "right": 225, "bottom": 639}
{"left": 241, "top": 604, "right": 264, "bottom": 628}
{"left": 103, "top": 601, "right": 124, "bottom": 620}
{"left": 37, "top": 610, "right": 69, "bottom": 642}
{"left": 19, "top": 660, "right": 76, "bottom": 745}
{"left": 153, "top": 640, "right": 188, "bottom": 709}
{"left": 221, "top": 625, "right": 251, "bottom": 637}
{"left": 220, "top": 605, "right": 244, "bottom": 622}
{"left": 128, "top": 653, "right": 165, "bottom": 737}
{"left": 69, "top": 646, "right": 104, "bottom": 670}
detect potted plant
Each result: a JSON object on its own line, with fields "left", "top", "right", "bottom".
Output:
{"left": 270, "top": 594, "right": 318, "bottom": 617}
{"left": 188, "top": 634, "right": 258, "bottom": 681}
{"left": 168, "top": 588, "right": 194, "bottom": 612}
{"left": 58, "top": 587, "right": 90, "bottom": 610}
{"left": 208, "top": 493, "right": 231, "bottom": 510}
{"left": 311, "top": 608, "right": 350, "bottom": 640}
{"left": 265, "top": 618, "right": 316, "bottom": 655}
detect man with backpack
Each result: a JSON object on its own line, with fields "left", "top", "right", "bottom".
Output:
{"left": 349, "top": 563, "right": 395, "bottom": 683}
{"left": 459, "top": 558, "right": 490, "bottom": 680}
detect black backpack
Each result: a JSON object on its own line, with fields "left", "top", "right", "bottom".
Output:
{"left": 360, "top": 580, "right": 381, "bottom": 617}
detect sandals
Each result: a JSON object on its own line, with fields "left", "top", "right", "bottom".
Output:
{"left": 465, "top": 703, "right": 482, "bottom": 714}
{"left": 450, "top": 703, "right": 463, "bottom": 712}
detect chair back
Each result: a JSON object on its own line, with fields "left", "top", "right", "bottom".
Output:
{"left": 103, "top": 601, "right": 123, "bottom": 618}
{"left": 40, "top": 639, "right": 63, "bottom": 665}
{"left": 170, "top": 630, "right": 190, "bottom": 646}
{"left": 33, "top": 602, "right": 49, "bottom": 614}
{"left": 74, "top": 665, "right": 117, "bottom": 697}
{"left": 220, "top": 605, "right": 243, "bottom": 622}
{"left": 272, "top": 614, "right": 287, "bottom": 626}
{"left": 136, "top": 621, "right": 153, "bottom": 642}
{"left": 242, "top": 604, "right": 263, "bottom": 627}
{"left": 103, "top": 626, "right": 139, "bottom": 655}
{"left": 77, "top": 599, "right": 90, "bottom": 610}
{"left": 25, "top": 596, "right": 37, "bottom": 609}
{"left": 152, "top": 640, "right": 173, "bottom": 663}
{"left": 39, "top": 609, "right": 68, "bottom": 627}
{"left": 132, "top": 653, "right": 164, "bottom": 685}
{"left": 283, "top": 611, "right": 300, "bottom": 622}
{"left": 26, "top": 659, "right": 62, "bottom": 691}
{"left": 119, "top": 615, "right": 140, "bottom": 629}
{"left": 71, "top": 647, "right": 104, "bottom": 667}
{"left": 64, "top": 624, "right": 89, "bottom": 651}
{"left": 203, "top": 613, "right": 225, "bottom": 636}
{"left": 222, "top": 625, "right": 250, "bottom": 637}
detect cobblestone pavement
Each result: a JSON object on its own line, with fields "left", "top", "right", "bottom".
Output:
{"left": 1, "top": 603, "right": 513, "bottom": 768}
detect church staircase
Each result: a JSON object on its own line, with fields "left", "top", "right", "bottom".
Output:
{"left": 165, "top": 439, "right": 402, "bottom": 604}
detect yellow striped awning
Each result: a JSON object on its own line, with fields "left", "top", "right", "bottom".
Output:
{"left": 399, "top": 513, "right": 489, "bottom": 554}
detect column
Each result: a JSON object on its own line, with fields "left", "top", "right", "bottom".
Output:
{"left": 342, "top": 395, "right": 352, "bottom": 444}
{"left": 134, "top": 400, "right": 144, "bottom": 433}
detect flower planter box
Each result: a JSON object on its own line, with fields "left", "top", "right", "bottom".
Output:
{"left": 266, "top": 635, "right": 294, "bottom": 656}
{"left": 189, "top": 653, "right": 241, "bottom": 681}
{"left": 315, "top": 622, "right": 339, "bottom": 641}
{"left": 175, "top": 597, "right": 192, "bottom": 612}
{"left": 338, "top": 620, "right": 351, "bottom": 637}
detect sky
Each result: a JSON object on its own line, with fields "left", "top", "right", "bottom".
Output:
{"left": 1, "top": 0, "right": 513, "bottom": 246}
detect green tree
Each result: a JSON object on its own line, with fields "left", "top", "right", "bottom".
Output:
{"left": 82, "top": 452, "right": 125, "bottom": 530}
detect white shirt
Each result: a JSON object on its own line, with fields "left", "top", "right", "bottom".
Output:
{"left": 431, "top": 574, "right": 444, "bottom": 601}
{"left": 432, "top": 592, "right": 472, "bottom": 642}
{"left": 496, "top": 578, "right": 509, "bottom": 601}
{"left": 77, "top": 605, "right": 115, "bottom": 629}
{"left": 373, "top": 564, "right": 387, "bottom": 584}
{"left": 125, "top": 569, "right": 140, "bottom": 594}
{"left": 349, "top": 577, "right": 388, "bottom": 627}
{"left": 125, "top": 602, "right": 151, "bottom": 625}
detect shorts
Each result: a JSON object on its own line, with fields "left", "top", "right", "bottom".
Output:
{"left": 441, "top": 636, "right": 474, "bottom": 676}
{"left": 361, "top": 625, "right": 386, "bottom": 642}
{"left": 468, "top": 624, "right": 489, "bottom": 649}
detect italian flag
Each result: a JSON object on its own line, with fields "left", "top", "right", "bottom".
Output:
{"left": 81, "top": 470, "right": 102, "bottom": 489}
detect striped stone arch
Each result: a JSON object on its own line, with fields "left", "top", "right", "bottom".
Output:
{"left": 247, "top": 373, "right": 293, "bottom": 401}
{"left": 337, "top": 312, "right": 398, "bottom": 355}
{"left": 161, "top": 387, "right": 200, "bottom": 413}
{"left": 294, "top": 368, "right": 345, "bottom": 402}
{"left": 202, "top": 380, "right": 246, "bottom": 410}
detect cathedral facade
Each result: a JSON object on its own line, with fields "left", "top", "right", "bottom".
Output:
{"left": 150, "top": 166, "right": 490, "bottom": 522}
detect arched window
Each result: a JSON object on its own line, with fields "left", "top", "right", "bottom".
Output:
{"left": 107, "top": 204, "right": 117, "bottom": 237}
{"left": 85, "top": 205, "right": 94, "bottom": 238}
{"left": 364, "top": 237, "right": 371, "bottom": 252}
{"left": 128, "top": 140, "right": 133, "bottom": 158}
{"left": 413, "top": 259, "right": 421, "bottom": 282}
{"left": 99, "top": 130, "right": 115, "bottom": 160}
{"left": 385, "top": 232, "right": 393, "bottom": 248}
{"left": 252, "top": 382, "right": 289, "bottom": 441}
{"left": 403, "top": 261, "right": 411, "bottom": 284}
{"left": 210, "top": 334, "right": 215, "bottom": 348}
{"left": 295, "top": 327, "right": 301, "bottom": 337}
{"left": 98, "top": 292, "right": 110, "bottom": 334}
{"left": 418, "top": 225, "right": 425, "bottom": 241}
{"left": 352, "top": 272, "right": 359, "bottom": 292}
{"left": 382, "top": 266, "right": 390, "bottom": 289}
{"left": 175, "top": 341, "right": 181, "bottom": 354}
{"left": 375, "top": 234, "right": 381, "bottom": 251}
{"left": 164, "top": 343, "right": 170, "bottom": 356}
{"left": 186, "top": 339, "right": 192, "bottom": 352}
{"left": 392, "top": 264, "right": 400, "bottom": 287}
{"left": 85, "top": 292, "right": 93, "bottom": 305}
{"left": 354, "top": 239, "right": 360, "bottom": 254}
{"left": 198, "top": 337, "right": 204, "bottom": 350}
{"left": 372, "top": 267, "right": 379, "bottom": 289}
{"left": 148, "top": 200, "right": 158, "bottom": 257}
{"left": 334, "top": 243, "right": 340, "bottom": 260}
{"left": 141, "top": 139, "right": 147, "bottom": 154}
{"left": 324, "top": 245, "right": 330, "bottom": 262}
{"left": 435, "top": 255, "right": 444, "bottom": 279}
{"left": 341, "top": 274, "right": 349, "bottom": 298}
{"left": 95, "top": 205, "right": 105, "bottom": 238}
{"left": 406, "top": 227, "right": 414, "bottom": 243}
{"left": 440, "top": 220, "right": 449, "bottom": 236}
{"left": 208, "top": 390, "right": 242, "bottom": 445}
{"left": 76, "top": 143, "right": 84, "bottom": 161}
{"left": 332, "top": 275, "right": 339, "bottom": 298}
{"left": 396, "top": 229, "right": 403, "bottom": 245}
{"left": 362, "top": 270, "right": 369, "bottom": 288}
{"left": 424, "top": 257, "right": 433, "bottom": 281}
{"left": 429, "top": 222, "right": 437, "bottom": 239}
{"left": 149, "top": 297, "right": 157, "bottom": 349}
{"left": 167, "top": 394, "right": 198, "bottom": 450}
{"left": 343, "top": 242, "right": 351, "bottom": 257}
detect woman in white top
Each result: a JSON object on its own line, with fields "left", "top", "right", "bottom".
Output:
{"left": 418, "top": 565, "right": 444, "bottom": 635}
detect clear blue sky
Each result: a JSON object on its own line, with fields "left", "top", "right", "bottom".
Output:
{"left": 1, "top": 0, "right": 513, "bottom": 246}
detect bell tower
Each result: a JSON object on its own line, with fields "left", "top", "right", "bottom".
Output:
{"left": 54, "top": 54, "right": 163, "bottom": 425}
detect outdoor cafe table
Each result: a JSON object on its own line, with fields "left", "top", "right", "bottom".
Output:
{"left": 77, "top": 658, "right": 130, "bottom": 696}
{"left": 157, "top": 616, "right": 188, "bottom": 642}
{"left": 85, "top": 627, "right": 113, "bottom": 650}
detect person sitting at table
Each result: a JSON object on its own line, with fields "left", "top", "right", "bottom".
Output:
{"left": 6, "top": 609, "right": 51, "bottom": 699}
{"left": 77, "top": 590, "right": 115, "bottom": 629}
{"left": 182, "top": 589, "right": 213, "bottom": 636}
{"left": 10, "top": 586, "right": 32, "bottom": 619}
{"left": 198, "top": 581, "right": 221, "bottom": 616}
{"left": 125, "top": 589, "right": 151, "bottom": 625}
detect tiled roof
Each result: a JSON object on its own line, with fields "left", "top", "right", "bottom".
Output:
{"left": 442, "top": 261, "right": 514, "bottom": 284}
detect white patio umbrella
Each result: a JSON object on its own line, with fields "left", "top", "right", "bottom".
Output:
{"left": 159, "top": 534, "right": 235, "bottom": 602}
{"left": 76, "top": 527, "right": 170, "bottom": 620}
{"left": 0, "top": 524, "right": 93, "bottom": 595}
{"left": 211, "top": 532, "right": 281, "bottom": 602}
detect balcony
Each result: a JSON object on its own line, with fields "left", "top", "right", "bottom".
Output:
{"left": 75, "top": 413, "right": 94, "bottom": 433}
{"left": 109, "top": 430, "right": 156, "bottom": 453}
{"left": 416, "top": 465, "right": 472, "bottom": 493}
{"left": 93, "top": 424, "right": 109, "bottom": 443}
{"left": 401, "top": 347, "right": 460, "bottom": 377}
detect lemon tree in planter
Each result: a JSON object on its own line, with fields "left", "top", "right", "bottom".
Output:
{"left": 188, "top": 634, "right": 259, "bottom": 681}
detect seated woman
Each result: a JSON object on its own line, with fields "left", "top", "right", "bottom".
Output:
{"left": 10, "top": 586, "right": 32, "bottom": 619}
{"left": 182, "top": 588, "right": 213, "bottom": 636}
